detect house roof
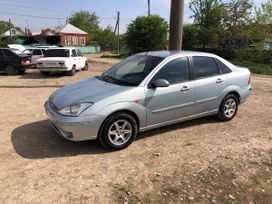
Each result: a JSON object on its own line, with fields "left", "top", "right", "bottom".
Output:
{"left": 55, "top": 23, "right": 88, "bottom": 35}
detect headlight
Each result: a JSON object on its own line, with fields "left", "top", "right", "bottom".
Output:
{"left": 58, "top": 102, "right": 93, "bottom": 116}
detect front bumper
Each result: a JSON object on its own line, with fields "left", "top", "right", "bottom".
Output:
{"left": 44, "top": 101, "right": 104, "bottom": 141}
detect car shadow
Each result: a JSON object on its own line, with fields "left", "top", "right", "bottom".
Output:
{"left": 19, "top": 70, "right": 67, "bottom": 79}
{"left": 11, "top": 120, "right": 107, "bottom": 159}
{"left": 136, "top": 116, "right": 219, "bottom": 140}
{"left": 11, "top": 117, "right": 220, "bottom": 159}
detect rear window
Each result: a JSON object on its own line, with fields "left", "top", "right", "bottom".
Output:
{"left": 216, "top": 59, "right": 232, "bottom": 74}
{"left": 44, "top": 49, "right": 70, "bottom": 57}
{"left": 2, "top": 49, "right": 16, "bottom": 57}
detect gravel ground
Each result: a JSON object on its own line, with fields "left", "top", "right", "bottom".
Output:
{"left": 0, "top": 62, "right": 271, "bottom": 204}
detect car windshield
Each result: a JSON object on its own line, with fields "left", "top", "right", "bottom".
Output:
{"left": 44, "top": 49, "right": 70, "bottom": 57}
{"left": 98, "top": 55, "right": 164, "bottom": 86}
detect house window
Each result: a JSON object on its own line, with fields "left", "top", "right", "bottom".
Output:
{"left": 73, "top": 37, "right": 78, "bottom": 45}
{"left": 65, "top": 36, "right": 71, "bottom": 45}
{"left": 80, "top": 37, "right": 85, "bottom": 46}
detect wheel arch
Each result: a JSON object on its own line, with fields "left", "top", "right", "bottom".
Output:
{"left": 225, "top": 91, "right": 241, "bottom": 103}
{"left": 98, "top": 109, "right": 140, "bottom": 138}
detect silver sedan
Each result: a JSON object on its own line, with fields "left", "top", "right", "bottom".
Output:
{"left": 45, "top": 51, "right": 252, "bottom": 150}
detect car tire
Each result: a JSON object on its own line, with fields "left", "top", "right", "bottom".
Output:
{"left": 5, "top": 65, "right": 17, "bottom": 75}
{"left": 41, "top": 71, "right": 50, "bottom": 75}
{"left": 83, "top": 62, "right": 88, "bottom": 71}
{"left": 217, "top": 94, "right": 239, "bottom": 121}
{"left": 67, "top": 65, "right": 76, "bottom": 76}
{"left": 18, "top": 70, "right": 26, "bottom": 75}
{"left": 99, "top": 112, "right": 138, "bottom": 150}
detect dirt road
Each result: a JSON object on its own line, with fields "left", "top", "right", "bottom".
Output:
{"left": 0, "top": 64, "right": 271, "bottom": 204}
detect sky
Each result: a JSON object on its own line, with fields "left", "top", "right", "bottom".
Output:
{"left": 0, "top": 0, "right": 268, "bottom": 34}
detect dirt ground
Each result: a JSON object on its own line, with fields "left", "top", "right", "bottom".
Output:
{"left": 0, "top": 61, "right": 271, "bottom": 204}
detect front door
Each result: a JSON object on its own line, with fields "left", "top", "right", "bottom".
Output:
{"left": 145, "top": 57, "right": 195, "bottom": 126}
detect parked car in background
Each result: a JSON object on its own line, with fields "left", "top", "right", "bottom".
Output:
{"left": 0, "top": 48, "right": 33, "bottom": 75}
{"left": 45, "top": 51, "right": 252, "bottom": 150}
{"left": 31, "top": 48, "right": 47, "bottom": 64}
{"left": 36, "top": 48, "right": 88, "bottom": 76}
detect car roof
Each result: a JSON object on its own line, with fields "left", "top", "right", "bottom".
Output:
{"left": 139, "top": 50, "right": 218, "bottom": 58}
{"left": 46, "top": 47, "right": 77, "bottom": 51}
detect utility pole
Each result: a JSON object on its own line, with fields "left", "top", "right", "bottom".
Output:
{"left": 9, "top": 18, "right": 12, "bottom": 40}
{"left": 116, "top": 11, "right": 120, "bottom": 53}
{"left": 169, "top": 0, "right": 185, "bottom": 50}
{"left": 148, "top": 0, "right": 151, "bottom": 16}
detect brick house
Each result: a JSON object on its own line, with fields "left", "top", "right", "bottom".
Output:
{"left": 55, "top": 23, "right": 89, "bottom": 46}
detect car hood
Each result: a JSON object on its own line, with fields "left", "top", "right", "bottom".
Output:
{"left": 50, "top": 77, "right": 132, "bottom": 109}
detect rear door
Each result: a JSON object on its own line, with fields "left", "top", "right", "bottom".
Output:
{"left": 71, "top": 49, "right": 80, "bottom": 69}
{"left": 145, "top": 57, "right": 195, "bottom": 126}
{"left": 32, "top": 49, "right": 43, "bottom": 64}
{"left": 192, "top": 56, "right": 228, "bottom": 113}
{"left": 76, "top": 49, "right": 85, "bottom": 68}
{"left": 0, "top": 50, "right": 4, "bottom": 70}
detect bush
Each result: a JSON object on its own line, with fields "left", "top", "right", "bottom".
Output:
{"left": 233, "top": 48, "right": 272, "bottom": 64}
{"left": 126, "top": 15, "right": 168, "bottom": 54}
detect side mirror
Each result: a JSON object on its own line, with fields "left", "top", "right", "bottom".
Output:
{"left": 150, "top": 79, "right": 170, "bottom": 88}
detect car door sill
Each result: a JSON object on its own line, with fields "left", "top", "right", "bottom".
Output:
{"left": 140, "top": 109, "right": 218, "bottom": 132}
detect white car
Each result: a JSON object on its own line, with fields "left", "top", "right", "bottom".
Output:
{"left": 31, "top": 48, "right": 47, "bottom": 64}
{"left": 36, "top": 48, "right": 88, "bottom": 76}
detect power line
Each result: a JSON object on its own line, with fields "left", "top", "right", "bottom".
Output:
{"left": 0, "top": 11, "right": 67, "bottom": 20}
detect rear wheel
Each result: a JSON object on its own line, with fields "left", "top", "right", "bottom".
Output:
{"left": 67, "top": 65, "right": 76, "bottom": 76}
{"left": 5, "top": 65, "right": 17, "bottom": 75}
{"left": 217, "top": 94, "right": 239, "bottom": 121}
{"left": 83, "top": 62, "right": 88, "bottom": 71}
{"left": 99, "top": 112, "right": 138, "bottom": 150}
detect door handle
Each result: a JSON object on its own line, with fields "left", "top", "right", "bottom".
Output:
{"left": 180, "top": 86, "right": 190, "bottom": 92}
{"left": 216, "top": 78, "right": 223, "bottom": 83}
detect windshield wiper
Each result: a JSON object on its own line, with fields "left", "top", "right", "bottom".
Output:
{"left": 100, "top": 75, "right": 136, "bottom": 86}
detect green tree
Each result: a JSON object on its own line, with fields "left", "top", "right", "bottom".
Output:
{"left": 126, "top": 15, "right": 168, "bottom": 53}
{"left": 182, "top": 24, "right": 198, "bottom": 50}
{"left": 68, "top": 11, "right": 99, "bottom": 38}
{"left": 93, "top": 26, "right": 116, "bottom": 51}
{"left": 0, "top": 20, "right": 22, "bottom": 35}
{"left": 189, "top": 0, "right": 224, "bottom": 48}
{"left": 256, "top": 0, "right": 272, "bottom": 24}
{"left": 222, "top": 0, "right": 254, "bottom": 49}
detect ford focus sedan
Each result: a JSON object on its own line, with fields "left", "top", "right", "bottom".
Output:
{"left": 45, "top": 51, "right": 252, "bottom": 150}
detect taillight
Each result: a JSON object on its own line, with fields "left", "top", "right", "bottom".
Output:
{"left": 21, "top": 60, "right": 29, "bottom": 64}
{"left": 248, "top": 74, "right": 251, "bottom": 85}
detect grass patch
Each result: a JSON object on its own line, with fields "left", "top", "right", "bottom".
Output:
{"left": 230, "top": 60, "right": 272, "bottom": 75}
{"left": 101, "top": 53, "right": 129, "bottom": 59}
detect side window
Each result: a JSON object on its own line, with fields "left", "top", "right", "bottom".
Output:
{"left": 76, "top": 49, "right": 82, "bottom": 56}
{"left": 151, "top": 57, "right": 190, "bottom": 85}
{"left": 193, "top": 56, "right": 219, "bottom": 79}
{"left": 71, "top": 50, "right": 77, "bottom": 57}
{"left": 3, "top": 49, "right": 15, "bottom": 57}
{"left": 216, "top": 59, "right": 232, "bottom": 74}
{"left": 33, "top": 50, "right": 42, "bottom": 55}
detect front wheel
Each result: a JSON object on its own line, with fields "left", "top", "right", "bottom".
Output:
{"left": 99, "top": 112, "right": 138, "bottom": 150}
{"left": 217, "top": 94, "right": 239, "bottom": 121}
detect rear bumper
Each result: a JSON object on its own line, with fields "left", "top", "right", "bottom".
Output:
{"left": 37, "top": 67, "right": 70, "bottom": 72}
{"left": 15, "top": 64, "right": 34, "bottom": 70}
{"left": 240, "top": 85, "right": 252, "bottom": 103}
{"left": 44, "top": 101, "right": 104, "bottom": 141}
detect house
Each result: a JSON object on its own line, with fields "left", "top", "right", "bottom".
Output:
{"left": 55, "top": 23, "right": 89, "bottom": 46}
{"left": 1, "top": 28, "right": 24, "bottom": 37}
{"left": 5, "top": 23, "right": 89, "bottom": 47}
